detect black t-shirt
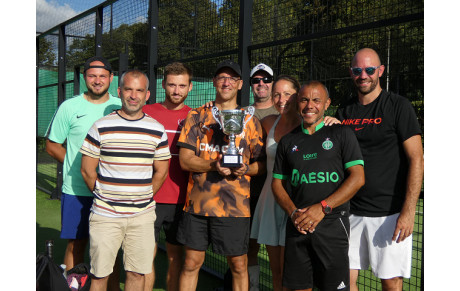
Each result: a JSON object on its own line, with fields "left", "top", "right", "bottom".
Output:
{"left": 273, "top": 122, "right": 364, "bottom": 219}
{"left": 335, "top": 90, "right": 422, "bottom": 217}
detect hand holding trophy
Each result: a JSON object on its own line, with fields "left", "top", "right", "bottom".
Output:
{"left": 212, "top": 106, "right": 255, "bottom": 167}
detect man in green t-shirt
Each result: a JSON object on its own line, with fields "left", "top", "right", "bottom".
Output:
{"left": 46, "top": 56, "right": 121, "bottom": 287}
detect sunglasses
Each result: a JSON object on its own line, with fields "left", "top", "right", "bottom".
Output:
{"left": 350, "top": 66, "right": 380, "bottom": 76}
{"left": 250, "top": 77, "right": 273, "bottom": 85}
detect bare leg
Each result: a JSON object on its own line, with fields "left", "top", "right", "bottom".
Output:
{"left": 64, "top": 238, "right": 88, "bottom": 270}
{"left": 107, "top": 253, "right": 121, "bottom": 291}
{"left": 125, "top": 271, "right": 145, "bottom": 291}
{"left": 247, "top": 238, "right": 260, "bottom": 266}
{"left": 350, "top": 269, "right": 360, "bottom": 291}
{"left": 179, "top": 247, "right": 206, "bottom": 291}
{"left": 165, "top": 243, "right": 184, "bottom": 291}
{"left": 381, "top": 277, "right": 403, "bottom": 291}
{"left": 227, "top": 254, "right": 248, "bottom": 291}
{"left": 247, "top": 239, "right": 260, "bottom": 290}
{"left": 89, "top": 276, "right": 109, "bottom": 291}
{"left": 144, "top": 244, "right": 157, "bottom": 291}
{"left": 266, "top": 245, "right": 286, "bottom": 291}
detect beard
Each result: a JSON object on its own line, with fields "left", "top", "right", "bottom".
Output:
{"left": 355, "top": 77, "right": 379, "bottom": 95}
{"left": 87, "top": 85, "right": 109, "bottom": 98}
{"left": 166, "top": 93, "right": 187, "bottom": 104}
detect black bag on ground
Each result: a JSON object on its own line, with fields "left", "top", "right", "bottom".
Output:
{"left": 36, "top": 253, "right": 69, "bottom": 291}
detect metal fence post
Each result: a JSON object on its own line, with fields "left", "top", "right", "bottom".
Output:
{"left": 51, "top": 24, "right": 67, "bottom": 200}
{"left": 95, "top": 6, "right": 103, "bottom": 57}
{"left": 147, "top": 0, "right": 159, "bottom": 104}
{"left": 237, "top": 0, "right": 253, "bottom": 107}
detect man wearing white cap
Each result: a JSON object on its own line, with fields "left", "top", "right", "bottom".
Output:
{"left": 248, "top": 63, "right": 279, "bottom": 120}
{"left": 245, "top": 63, "right": 279, "bottom": 290}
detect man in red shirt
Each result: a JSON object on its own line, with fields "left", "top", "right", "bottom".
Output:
{"left": 142, "top": 62, "right": 193, "bottom": 291}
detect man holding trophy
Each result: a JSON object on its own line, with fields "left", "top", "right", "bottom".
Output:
{"left": 176, "top": 60, "right": 266, "bottom": 291}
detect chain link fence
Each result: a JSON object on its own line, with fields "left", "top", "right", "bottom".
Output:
{"left": 37, "top": 0, "right": 423, "bottom": 290}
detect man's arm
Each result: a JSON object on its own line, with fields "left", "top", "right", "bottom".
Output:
{"left": 46, "top": 139, "right": 66, "bottom": 163}
{"left": 293, "top": 165, "right": 365, "bottom": 233}
{"left": 393, "top": 134, "right": 424, "bottom": 243}
{"left": 80, "top": 154, "right": 99, "bottom": 192}
{"left": 179, "top": 147, "right": 218, "bottom": 173}
{"left": 151, "top": 159, "right": 169, "bottom": 197}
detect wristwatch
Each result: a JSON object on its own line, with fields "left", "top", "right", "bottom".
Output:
{"left": 321, "top": 200, "right": 332, "bottom": 214}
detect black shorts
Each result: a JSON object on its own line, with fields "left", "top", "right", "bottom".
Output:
{"left": 154, "top": 203, "right": 184, "bottom": 245}
{"left": 176, "top": 212, "right": 250, "bottom": 256}
{"left": 283, "top": 215, "right": 350, "bottom": 291}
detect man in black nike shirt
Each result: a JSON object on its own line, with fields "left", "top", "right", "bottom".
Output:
{"left": 336, "top": 48, "right": 424, "bottom": 291}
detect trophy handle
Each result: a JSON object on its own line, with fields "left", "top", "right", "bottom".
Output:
{"left": 242, "top": 106, "right": 255, "bottom": 129}
{"left": 212, "top": 106, "right": 222, "bottom": 129}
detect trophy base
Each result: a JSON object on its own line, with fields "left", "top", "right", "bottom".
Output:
{"left": 221, "top": 154, "right": 243, "bottom": 168}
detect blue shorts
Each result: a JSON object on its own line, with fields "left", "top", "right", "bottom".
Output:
{"left": 60, "top": 193, "right": 93, "bottom": 239}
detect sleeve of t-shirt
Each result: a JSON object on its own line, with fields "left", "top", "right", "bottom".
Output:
{"left": 272, "top": 137, "right": 289, "bottom": 180}
{"left": 79, "top": 123, "right": 101, "bottom": 158}
{"left": 394, "top": 95, "right": 422, "bottom": 142}
{"left": 46, "top": 102, "right": 70, "bottom": 144}
{"left": 177, "top": 109, "right": 198, "bottom": 152}
{"left": 154, "top": 129, "right": 171, "bottom": 160}
{"left": 340, "top": 126, "right": 364, "bottom": 169}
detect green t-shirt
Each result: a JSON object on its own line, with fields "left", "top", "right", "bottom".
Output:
{"left": 47, "top": 93, "right": 121, "bottom": 196}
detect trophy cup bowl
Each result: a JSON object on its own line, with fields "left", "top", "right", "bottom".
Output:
{"left": 212, "top": 106, "right": 254, "bottom": 167}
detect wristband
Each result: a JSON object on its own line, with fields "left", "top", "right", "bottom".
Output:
{"left": 243, "top": 163, "right": 249, "bottom": 175}
{"left": 290, "top": 208, "right": 299, "bottom": 219}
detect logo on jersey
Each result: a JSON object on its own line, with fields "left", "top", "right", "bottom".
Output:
{"left": 291, "top": 145, "right": 299, "bottom": 152}
{"left": 303, "top": 153, "right": 317, "bottom": 161}
{"left": 341, "top": 118, "right": 382, "bottom": 126}
{"left": 290, "top": 169, "right": 340, "bottom": 187}
{"left": 322, "top": 138, "right": 333, "bottom": 150}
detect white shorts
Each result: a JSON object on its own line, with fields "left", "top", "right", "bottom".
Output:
{"left": 348, "top": 213, "right": 412, "bottom": 279}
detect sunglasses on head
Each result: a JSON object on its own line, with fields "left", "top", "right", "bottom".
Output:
{"left": 250, "top": 77, "right": 273, "bottom": 85}
{"left": 350, "top": 66, "right": 380, "bottom": 76}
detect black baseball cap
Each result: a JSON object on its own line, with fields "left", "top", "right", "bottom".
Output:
{"left": 84, "top": 56, "right": 112, "bottom": 73}
{"left": 214, "top": 60, "right": 242, "bottom": 77}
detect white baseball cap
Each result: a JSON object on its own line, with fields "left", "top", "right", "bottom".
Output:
{"left": 250, "top": 63, "right": 274, "bottom": 78}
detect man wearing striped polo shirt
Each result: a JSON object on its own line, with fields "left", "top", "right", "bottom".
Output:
{"left": 80, "top": 70, "right": 170, "bottom": 291}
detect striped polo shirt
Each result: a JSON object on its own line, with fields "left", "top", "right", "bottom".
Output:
{"left": 80, "top": 111, "right": 171, "bottom": 218}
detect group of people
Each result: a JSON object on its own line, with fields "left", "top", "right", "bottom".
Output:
{"left": 45, "top": 47, "right": 423, "bottom": 291}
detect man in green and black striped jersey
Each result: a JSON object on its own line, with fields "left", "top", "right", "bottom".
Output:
{"left": 80, "top": 70, "right": 170, "bottom": 291}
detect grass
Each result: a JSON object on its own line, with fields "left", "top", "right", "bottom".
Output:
{"left": 36, "top": 189, "right": 223, "bottom": 290}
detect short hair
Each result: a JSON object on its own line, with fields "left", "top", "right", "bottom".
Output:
{"left": 164, "top": 62, "right": 193, "bottom": 83}
{"left": 119, "top": 69, "right": 149, "bottom": 90}
{"left": 273, "top": 75, "right": 301, "bottom": 93}
{"left": 302, "top": 80, "right": 330, "bottom": 99}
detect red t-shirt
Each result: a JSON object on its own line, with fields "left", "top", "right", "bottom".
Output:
{"left": 143, "top": 103, "right": 191, "bottom": 204}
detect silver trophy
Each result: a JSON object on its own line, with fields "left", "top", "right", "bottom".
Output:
{"left": 212, "top": 106, "right": 255, "bottom": 167}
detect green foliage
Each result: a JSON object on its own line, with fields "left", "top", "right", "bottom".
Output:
{"left": 38, "top": 38, "right": 57, "bottom": 67}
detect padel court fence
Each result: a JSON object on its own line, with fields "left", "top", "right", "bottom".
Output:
{"left": 37, "top": 0, "right": 424, "bottom": 290}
